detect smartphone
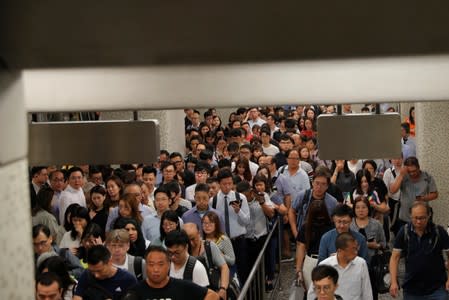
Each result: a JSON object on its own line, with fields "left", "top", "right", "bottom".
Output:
{"left": 229, "top": 200, "right": 241, "bottom": 206}
{"left": 368, "top": 237, "right": 375, "bottom": 242}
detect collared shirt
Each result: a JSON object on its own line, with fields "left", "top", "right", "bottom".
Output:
{"left": 318, "top": 229, "right": 368, "bottom": 263}
{"left": 393, "top": 223, "right": 449, "bottom": 295}
{"left": 383, "top": 166, "right": 401, "bottom": 200}
{"left": 58, "top": 185, "right": 86, "bottom": 224}
{"left": 275, "top": 167, "right": 310, "bottom": 200}
{"left": 185, "top": 183, "right": 197, "bottom": 203}
{"left": 245, "top": 194, "right": 274, "bottom": 239}
{"left": 106, "top": 204, "right": 155, "bottom": 232}
{"left": 308, "top": 255, "right": 372, "bottom": 300}
{"left": 141, "top": 212, "right": 184, "bottom": 243}
{"left": 182, "top": 206, "right": 225, "bottom": 236}
{"left": 291, "top": 190, "right": 337, "bottom": 229}
{"left": 209, "top": 190, "right": 250, "bottom": 239}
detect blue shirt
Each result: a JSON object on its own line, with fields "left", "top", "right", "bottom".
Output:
{"left": 318, "top": 228, "right": 368, "bottom": 263}
{"left": 182, "top": 206, "right": 225, "bottom": 236}
{"left": 291, "top": 190, "right": 337, "bottom": 229}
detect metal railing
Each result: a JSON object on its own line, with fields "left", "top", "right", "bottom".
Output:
{"left": 238, "top": 217, "right": 282, "bottom": 300}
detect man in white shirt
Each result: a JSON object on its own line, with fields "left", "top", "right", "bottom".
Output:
{"left": 165, "top": 230, "right": 209, "bottom": 287}
{"left": 260, "top": 129, "right": 279, "bottom": 156}
{"left": 58, "top": 167, "right": 86, "bottom": 225}
{"left": 246, "top": 107, "right": 266, "bottom": 130}
{"left": 383, "top": 156, "right": 403, "bottom": 236}
{"left": 308, "top": 232, "right": 373, "bottom": 300}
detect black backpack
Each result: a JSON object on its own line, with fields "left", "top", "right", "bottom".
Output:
{"left": 183, "top": 255, "right": 198, "bottom": 281}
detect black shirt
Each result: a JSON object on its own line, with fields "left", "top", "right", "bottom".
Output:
{"left": 126, "top": 278, "right": 208, "bottom": 300}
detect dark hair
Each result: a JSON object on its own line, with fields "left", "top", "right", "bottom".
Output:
{"left": 256, "top": 166, "right": 272, "bottom": 192}
{"left": 119, "top": 193, "right": 143, "bottom": 224}
{"left": 36, "top": 272, "right": 62, "bottom": 291}
{"left": 86, "top": 245, "right": 111, "bottom": 265}
{"left": 408, "top": 106, "right": 415, "bottom": 124}
{"left": 144, "top": 246, "right": 170, "bottom": 263}
{"left": 142, "top": 166, "right": 157, "bottom": 176}
{"left": 160, "top": 210, "right": 181, "bottom": 241}
{"left": 304, "top": 199, "right": 332, "bottom": 250}
{"left": 217, "top": 167, "right": 233, "bottom": 182}
{"left": 311, "top": 265, "right": 339, "bottom": 284}
{"left": 165, "top": 180, "right": 180, "bottom": 197}
{"left": 49, "top": 169, "right": 65, "bottom": 181}
{"left": 63, "top": 203, "right": 81, "bottom": 232}
{"left": 31, "top": 166, "right": 47, "bottom": 177}
{"left": 335, "top": 232, "right": 356, "bottom": 250}
{"left": 236, "top": 180, "right": 251, "bottom": 194}
{"left": 32, "top": 186, "right": 55, "bottom": 216}
{"left": 89, "top": 185, "right": 109, "bottom": 211}
{"left": 362, "top": 160, "right": 377, "bottom": 172}
{"left": 332, "top": 204, "right": 353, "bottom": 218}
{"left": 67, "top": 166, "right": 84, "bottom": 178}
{"left": 202, "top": 211, "right": 224, "bottom": 240}
{"left": 165, "top": 230, "right": 190, "bottom": 249}
{"left": 233, "top": 157, "right": 252, "bottom": 182}
{"left": 252, "top": 174, "right": 268, "bottom": 190}
{"left": 81, "top": 222, "right": 104, "bottom": 243}
{"left": 401, "top": 122, "right": 410, "bottom": 134}
{"left": 113, "top": 217, "right": 147, "bottom": 257}
{"left": 355, "top": 169, "right": 374, "bottom": 196}
{"left": 154, "top": 185, "right": 171, "bottom": 200}
{"left": 105, "top": 175, "right": 124, "bottom": 205}
{"left": 352, "top": 196, "right": 372, "bottom": 218}
{"left": 70, "top": 206, "right": 90, "bottom": 240}
{"left": 195, "top": 183, "right": 210, "bottom": 194}
{"left": 313, "top": 166, "right": 331, "bottom": 185}
{"left": 404, "top": 156, "right": 420, "bottom": 169}
{"left": 331, "top": 160, "right": 351, "bottom": 175}
{"left": 33, "top": 224, "right": 51, "bottom": 239}
{"left": 37, "top": 256, "right": 74, "bottom": 296}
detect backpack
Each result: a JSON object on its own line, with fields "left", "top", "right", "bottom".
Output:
{"left": 183, "top": 255, "right": 198, "bottom": 281}
{"left": 295, "top": 189, "right": 312, "bottom": 230}
{"left": 133, "top": 256, "right": 143, "bottom": 281}
{"left": 371, "top": 249, "right": 392, "bottom": 294}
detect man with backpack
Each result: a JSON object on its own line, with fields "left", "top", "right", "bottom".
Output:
{"left": 288, "top": 168, "right": 338, "bottom": 238}
{"left": 184, "top": 223, "right": 230, "bottom": 300}
{"left": 165, "top": 230, "right": 210, "bottom": 287}
{"left": 389, "top": 201, "right": 449, "bottom": 299}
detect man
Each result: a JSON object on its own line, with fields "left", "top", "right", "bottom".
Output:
{"left": 401, "top": 122, "right": 416, "bottom": 159}
{"left": 383, "top": 156, "right": 403, "bottom": 236}
{"left": 142, "top": 166, "right": 157, "bottom": 206}
{"left": 389, "top": 201, "right": 449, "bottom": 299}
{"left": 309, "top": 232, "right": 373, "bottom": 300}
{"left": 165, "top": 230, "right": 210, "bottom": 287}
{"left": 389, "top": 156, "right": 438, "bottom": 227}
{"left": 185, "top": 163, "right": 210, "bottom": 203}
{"left": 260, "top": 128, "right": 280, "bottom": 156}
{"left": 309, "top": 265, "right": 343, "bottom": 300}
{"left": 266, "top": 113, "right": 279, "bottom": 138}
{"left": 210, "top": 168, "right": 250, "bottom": 285}
{"left": 170, "top": 151, "right": 195, "bottom": 187}
{"left": 105, "top": 229, "right": 147, "bottom": 280}
{"left": 231, "top": 144, "right": 259, "bottom": 176}
{"left": 58, "top": 167, "right": 86, "bottom": 225}
{"left": 30, "top": 166, "right": 49, "bottom": 209}
{"left": 48, "top": 169, "right": 66, "bottom": 219}
{"left": 73, "top": 245, "right": 137, "bottom": 300}
{"left": 318, "top": 204, "right": 368, "bottom": 263}
{"left": 182, "top": 183, "right": 225, "bottom": 235}
{"left": 106, "top": 183, "right": 154, "bottom": 231}
{"left": 274, "top": 134, "right": 294, "bottom": 168}
{"left": 186, "top": 110, "right": 201, "bottom": 131}
{"left": 36, "top": 272, "right": 63, "bottom": 300}
{"left": 206, "top": 176, "right": 220, "bottom": 198}
{"left": 165, "top": 180, "right": 190, "bottom": 218}
{"left": 246, "top": 107, "right": 266, "bottom": 129}
{"left": 160, "top": 162, "right": 177, "bottom": 186}
{"left": 184, "top": 223, "right": 230, "bottom": 299}
{"left": 288, "top": 168, "right": 338, "bottom": 238}
{"left": 123, "top": 246, "right": 219, "bottom": 300}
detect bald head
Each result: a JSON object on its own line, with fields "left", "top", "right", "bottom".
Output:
{"left": 183, "top": 223, "right": 199, "bottom": 236}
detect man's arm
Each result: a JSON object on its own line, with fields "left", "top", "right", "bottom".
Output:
{"left": 389, "top": 250, "right": 401, "bottom": 298}
{"left": 288, "top": 206, "right": 298, "bottom": 238}
{"left": 389, "top": 167, "right": 407, "bottom": 194}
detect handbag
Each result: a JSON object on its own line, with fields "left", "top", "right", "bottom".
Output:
{"left": 370, "top": 249, "right": 392, "bottom": 294}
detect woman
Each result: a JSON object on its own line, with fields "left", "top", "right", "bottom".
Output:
{"left": 59, "top": 206, "right": 90, "bottom": 256}
{"left": 350, "top": 196, "right": 386, "bottom": 300}
{"left": 199, "top": 122, "right": 210, "bottom": 141}
{"left": 233, "top": 157, "right": 252, "bottom": 183}
{"left": 32, "top": 186, "right": 64, "bottom": 244}
{"left": 88, "top": 185, "right": 109, "bottom": 234}
{"left": 202, "top": 211, "right": 235, "bottom": 267}
{"left": 299, "top": 146, "right": 317, "bottom": 170}
{"left": 256, "top": 166, "right": 273, "bottom": 194}
{"left": 153, "top": 210, "right": 181, "bottom": 247}
{"left": 295, "top": 199, "right": 334, "bottom": 291}
{"left": 204, "top": 131, "right": 216, "bottom": 148}
{"left": 331, "top": 160, "right": 357, "bottom": 194}
{"left": 300, "top": 117, "right": 316, "bottom": 138}
{"left": 113, "top": 217, "right": 149, "bottom": 257}
{"left": 77, "top": 222, "right": 104, "bottom": 267}
{"left": 405, "top": 106, "right": 415, "bottom": 136}
{"left": 105, "top": 175, "right": 124, "bottom": 209}
{"left": 118, "top": 193, "right": 144, "bottom": 225}
{"left": 250, "top": 143, "right": 264, "bottom": 164}
{"left": 353, "top": 169, "right": 389, "bottom": 222}
{"left": 211, "top": 115, "right": 222, "bottom": 131}
{"left": 37, "top": 256, "right": 76, "bottom": 300}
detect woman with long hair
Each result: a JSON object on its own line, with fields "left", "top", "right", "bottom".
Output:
{"left": 59, "top": 206, "right": 90, "bottom": 257}
{"left": 88, "top": 185, "right": 109, "bottom": 234}
{"left": 405, "top": 106, "right": 415, "bottom": 136}
{"left": 202, "top": 211, "right": 235, "bottom": 267}
{"left": 330, "top": 160, "right": 357, "bottom": 194}
{"left": 113, "top": 217, "right": 148, "bottom": 257}
{"left": 153, "top": 210, "right": 181, "bottom": 247}
{"left": 233, "top": 157, "right": 252, "bottom": 183}
{"left": 117, "top": 193, "right": 143, "bottom": 225}
{"left": 32, "top": 186, "right": 64, "bottom": 244}
{"left": 295, "top": 199, "right": 334, "bottom": 291}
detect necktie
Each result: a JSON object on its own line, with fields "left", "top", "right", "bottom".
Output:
{"left": 224, "top": 195, "right": 231, "bottom": 237}
{"left": 403, "top": 137, "right": 408, "bottom": 144}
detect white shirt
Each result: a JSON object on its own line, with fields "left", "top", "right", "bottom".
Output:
{"left": 58, "top": 185, "right": 86, "bottom": 225}
{"left": 246, "top": 194, "right": 274, "bottom": 239}
{"left": 231, "top": 160, "right": 259, "bottom": 177}
{"left": 170, "top": 255, "right": 210, "bottom": 287}
{"left": 383, "top": 166, "right": 401, "bottom": 200}
{"left": 262, "top": 144, "right": 280, "bottom": 156}
{"left": 308, "top": 255, "right": 372, "bottom": 300}
{"left": 185, "top": 183, "right": 197, "bottom": 202}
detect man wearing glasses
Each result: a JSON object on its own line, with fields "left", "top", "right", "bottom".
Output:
{"left": 318, "top": 204, "right": 368, "bottom": 263}
{"left": 165, "top": 230, "right": 210, "bottom": 287}
{"left": 309, "top": 265, "right": 343, "bottom": 300}
{"left": 389, "top": 201, "right": 449, "bottom": 299}
{"left": 309, "top": 232, "right": 373, "bottom": 300}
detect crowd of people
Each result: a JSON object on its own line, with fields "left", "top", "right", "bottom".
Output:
{"left": 31, "top": 104, "right": 449, "bottom": 300}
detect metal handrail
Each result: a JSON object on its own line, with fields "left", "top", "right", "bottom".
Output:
{"left": 238, "top": 217, "right": 280, "bottom": 300}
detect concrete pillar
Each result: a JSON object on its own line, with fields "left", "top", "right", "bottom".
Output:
{"left": 100, "top": 109, "right": 185, "bottom": 155}
{"left": 415, "top": 101, "right": 449, "bottom": 226}
{"left": 0, "top": 72, "right": 34, "bottom": 299}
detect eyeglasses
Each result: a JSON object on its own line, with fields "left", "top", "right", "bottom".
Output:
{"left": 33, "top": 240, "right": 48, "bottom": 248}
{"left": 412, "top": 216, "right": 428, "bottom": 221}
{"left": 287, "top": 157, "right": 300, "bottom": 160}
{"left": 313, "top": 284, "right": 332, "bottom": 293}
{"left": 335, "top": 220, "right": 351, "bottom": 225}
{"left": 313, "top": 181, "right": 328, "bottom": 187}
{"left": 167, "top": 249, "right": 184, "bottom": 257}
